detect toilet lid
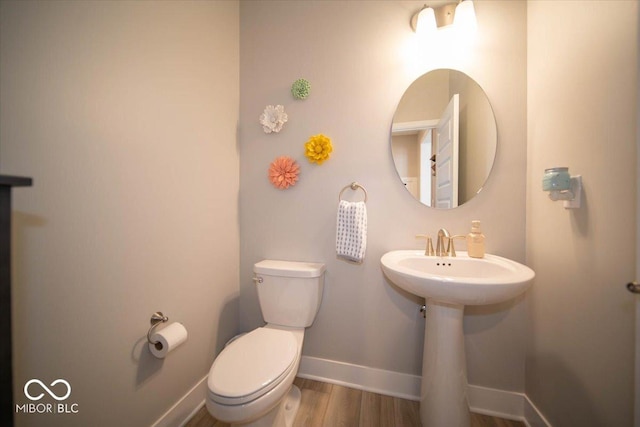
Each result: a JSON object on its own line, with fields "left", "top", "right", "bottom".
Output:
{"left": 208, "top": 327, "right": 298, "bottom": 405}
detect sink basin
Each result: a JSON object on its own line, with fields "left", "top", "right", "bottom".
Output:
{"left": 380, "top": 250, "right": 534, "bottom": 305}
{"left": 381, "top": 249, "right": 535, "bottom": 426}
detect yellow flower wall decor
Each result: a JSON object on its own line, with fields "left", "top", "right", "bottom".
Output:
{"left": 304, "top": 134, "right": 333, "bottom": 164}
{"left": 268, "top": 156, "right": 300, "bottom": 189}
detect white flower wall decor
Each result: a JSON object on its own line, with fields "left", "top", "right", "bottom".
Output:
{"left": 259, "top": 105, "right": 288, "bottom": 134}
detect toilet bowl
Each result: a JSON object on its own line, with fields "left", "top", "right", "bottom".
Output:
{"left": 206, "top": 326, "right": 303, "bottom": 426}
{"left": 206, "top": 260, "right": 325, "bottom": 427}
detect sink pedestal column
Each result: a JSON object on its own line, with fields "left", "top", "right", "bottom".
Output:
{"left": 421, "top": 301, "right": 470, "bottom": 427}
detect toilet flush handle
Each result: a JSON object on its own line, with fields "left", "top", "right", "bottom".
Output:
{"left": 253, "top": 276, "right": 263, "bottom": 284}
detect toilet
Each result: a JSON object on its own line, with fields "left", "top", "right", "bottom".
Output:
{"left": 206, "top": 259, "right": 325, "bottom": 427}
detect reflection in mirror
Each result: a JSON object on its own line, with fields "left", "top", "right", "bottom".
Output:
{"left": 391, "top": 69, "right": 497, "bottom": 208}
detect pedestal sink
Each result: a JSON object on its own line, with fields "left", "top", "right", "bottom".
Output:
{"left": 380, "top": 250, "right": 534, "bottom": 427}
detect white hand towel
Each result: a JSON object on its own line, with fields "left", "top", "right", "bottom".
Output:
{"left": 336, "top": 200, "right": 367, "bottom": 263}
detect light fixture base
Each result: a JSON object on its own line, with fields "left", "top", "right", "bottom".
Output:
{"left": 411, "top": 3, "right": 458, "bottom": 32}
{"left": 410, "top": 8, "right": 421, "bottom": 32}
{"left": 434, "top": 3, "right": 456, "bottom": 28}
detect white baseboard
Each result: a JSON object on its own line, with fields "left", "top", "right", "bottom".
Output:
{"left": 160, "top": 357, "right": 553, "bottom": 427}
{"left": 298, "top": 355, "right": 421, "bottom": 401}
{"left": 298, "top": 355, "right": 552, "bottom": 427}
{"left": 151, "top": 374, "right": 208, "bottom": 427}
{"left": 468, "top": 384, "right": 526, "bottom": 422}
{"left": 523, "top": 395, "right": 553, "bottom": 427}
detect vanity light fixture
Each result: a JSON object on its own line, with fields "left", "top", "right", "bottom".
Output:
{"left": 410, "top": 0, "right": 477, "bottom": 37}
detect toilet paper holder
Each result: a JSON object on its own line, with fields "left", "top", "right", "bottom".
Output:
{"left": 147, "top": 311, "right": 169, "bottom": 345}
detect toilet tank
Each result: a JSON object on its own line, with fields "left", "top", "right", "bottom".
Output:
{"left": 253, "top": 260, "right": 325, "bottom": 328}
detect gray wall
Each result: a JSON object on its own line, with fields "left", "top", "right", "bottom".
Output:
{"left": 239, "top": 0, "right": 528, "bottom": 391}
{"left": 526, "top": 1, "right": 637, "bottom": 425}
{"left": 0, "top": 1, "right": 240, "bottom": 426}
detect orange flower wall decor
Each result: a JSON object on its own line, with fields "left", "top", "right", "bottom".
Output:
{"left": 268, "top": 156, "right": 300, "bottom": 189}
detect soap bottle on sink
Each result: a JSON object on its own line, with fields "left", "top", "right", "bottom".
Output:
{"left": 466, "top": 220, "right": 485, "bottom": 258}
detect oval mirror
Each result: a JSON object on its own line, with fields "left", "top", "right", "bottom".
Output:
{"left": 391, "top": 69, "right": 497, "bottom": 208}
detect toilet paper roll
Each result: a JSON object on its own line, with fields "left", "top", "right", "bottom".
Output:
{"left": 149, "top": 322, "right": 188, "bottom": 359}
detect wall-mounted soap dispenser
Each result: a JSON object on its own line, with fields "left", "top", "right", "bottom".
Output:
{"left": 542, "top": 167, "right": 582, "bottom": 209}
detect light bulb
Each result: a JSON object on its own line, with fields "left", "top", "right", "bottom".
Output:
{"left": 415, "top": 7, "right": 437, "bottom": 39}
{"left": 453, "top": 0, "right": 477, "bottom": 34}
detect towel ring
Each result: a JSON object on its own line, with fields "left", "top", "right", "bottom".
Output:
{"left": 339, "top": 182, "right": 368, "bottom": 203}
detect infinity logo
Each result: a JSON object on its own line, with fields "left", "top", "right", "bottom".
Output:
{"left": 24, "top": 379, "right": 72, "bottom": 401}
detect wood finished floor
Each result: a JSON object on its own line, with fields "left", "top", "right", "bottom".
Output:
{"left": 184, "top": 377, "right": 525, "bottom": 427}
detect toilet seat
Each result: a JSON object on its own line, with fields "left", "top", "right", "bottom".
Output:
{"left": 208, "top": 327, "right": 298, "bottom": 405}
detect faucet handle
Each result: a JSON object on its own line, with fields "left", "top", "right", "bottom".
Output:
{"left": 427, "top": 237, "right": 435, "bottom": 256}
{"left": 448, "top": 235, "right": 467, "bottom": 257}
{"left": 416, "top": 234, "right": 435, "bottom": 256}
